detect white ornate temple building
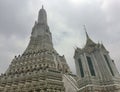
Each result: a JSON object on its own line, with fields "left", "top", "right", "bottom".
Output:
{"left": 0, "top": 6, "right": 120, "bottom": 92}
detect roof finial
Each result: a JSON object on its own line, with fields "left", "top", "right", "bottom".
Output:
{"left": 42, "top": 5, "right": 44, "bottom": 9}
{"left": 83, "top": 25, "right": 89, "bottom": 39}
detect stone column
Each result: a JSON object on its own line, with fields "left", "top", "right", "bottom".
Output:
{"left": 91, "top": 53, "right": 102, "bottom": 79}
{"left": 83, "top": 53, "right": 91, "bottom": 78}
{"left": 107, "top": 54, "right": 120, "bottom": 77}
{"left": 81, "top": 54, "right": 90, "bottom": 78}
{"left": 100, "top": 51, "right": 113, "bottom": 79}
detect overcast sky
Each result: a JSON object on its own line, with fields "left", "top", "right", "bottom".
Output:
{"left": 0, "top": 0, "right": 120, "bottom": 74}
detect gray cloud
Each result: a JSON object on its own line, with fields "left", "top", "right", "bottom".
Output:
{"left": 0, "top": 0, "right": 120, "bottom": 74}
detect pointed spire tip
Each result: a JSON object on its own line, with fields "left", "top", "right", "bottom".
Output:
{"left": 83, "top": 25, "right": 89, "bottom": 39}
{"left": 42, "top": 5, "right": 44, "bottom": 9}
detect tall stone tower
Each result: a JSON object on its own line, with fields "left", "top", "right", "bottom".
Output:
{"left": 0, "top": 6, "right": 120, "bottom": 92}
{"left": 74, "top": 28, "right": 120, "bottom": 92}
{"left": 0, "top": 6, "right": 70, "bottom": 92}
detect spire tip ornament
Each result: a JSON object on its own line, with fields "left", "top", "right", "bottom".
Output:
{"left": 42, "top": 5, "right": 44, "bottom": 9}
{"left": 83, "top": 25, "right": 89, "bottom": 39}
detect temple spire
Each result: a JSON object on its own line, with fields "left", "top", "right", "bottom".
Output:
{"left": 38, "top": 5, "right": 47, "bottom": 25}
{"left": 42, "top": 5, "right": 44, "bottom": 9}
{"left": 83, "top": 25, "right": 90, "bottom": 39}
{"left": 83, "top": 25, "right": 96, "bottom": 48}
{"left": 24, "top": 6, "right": 53, "bottom": 53}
